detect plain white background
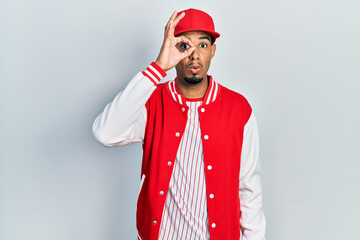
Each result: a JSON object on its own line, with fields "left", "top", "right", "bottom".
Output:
{"left": 1, "top": 0, "right": 359, "bottom": 239}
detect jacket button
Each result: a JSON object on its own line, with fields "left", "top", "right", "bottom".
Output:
{"left": 160, "top": 191, "right": 164, "bottom": 195}
{"left": 182, "top": 107, "right": 186, "bottom": 112}
{"left": 175, "top": 132, "right": 180, "bottom": 137}
{"left": 211, "top": 223, "right": 216, "bottom": 228}
{"left": 200, "top": 108, "right": 205, "bottom": 112}
{"left": 168, "top": 161, "right": 172, "bottom": 166}
{"left": 207, "top": 165, "right": 212, "bottom": 170}
{"left": 209, "top": 193, "right": 214, "bottom": 199}
{"left": 153, "top": 220, "right": 157, "bottom": 224}
{"left": 204, "top": 135, "right": 209, "bottom": 140}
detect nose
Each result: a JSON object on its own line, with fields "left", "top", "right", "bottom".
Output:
{"left": 189, "top": 46, "right": 200, "bottom": 60}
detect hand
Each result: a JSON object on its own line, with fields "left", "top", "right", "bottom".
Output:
{"left": 155, "top": 11, "right": 195, "bottom": 72}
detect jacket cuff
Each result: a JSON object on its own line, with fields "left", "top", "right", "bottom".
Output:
{"left": 142, "top": 62, "right": 167, "bottom": 86}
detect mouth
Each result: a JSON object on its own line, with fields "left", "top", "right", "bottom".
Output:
{"left": 187, "top": 63, "right": 202, "bottom": 74}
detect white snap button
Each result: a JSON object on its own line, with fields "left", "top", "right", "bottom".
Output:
{"left": 204, "top": 135, "right": 209, "bottom": 140}
{"left": 175, "top": 132, "right": 180, "bottom": 137}
{"left": 160, "top": 191, "right": 164, "bottom": 195}
{"left": 207, "top": 165, "right": 212, "bottom": 170}
{"left": 153, "top": 220, "right": 157, "bottom": 224}
{"left": 211, "top": 223, "right": 216, "bottom": 228}
{"left": 201, "top": 108, "right": 205, "bottom": 112}
{"left": 209, "top": 193, "right": 214, "bottom": 199}
{"left": 182, "top": 107, "right": 185, "bottom": 112}
{"left": 168, "top": 161, "right": 172, "bottom": 166}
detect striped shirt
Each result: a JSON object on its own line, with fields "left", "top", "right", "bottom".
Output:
{"left": 158, "top": 99, "right": 210, "bottom": 240}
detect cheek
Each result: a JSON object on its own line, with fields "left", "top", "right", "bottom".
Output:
{"left": 177, "top": 59, "right": 187, "bottom": 68}
{"left": 175, "top": 60, "right": 187, "bottom": 73}
{"left": 202, "top": 49, "right": 212, "bottom": 59}
{"left": 203, "top": 52, "right": 212, "bottom": 64}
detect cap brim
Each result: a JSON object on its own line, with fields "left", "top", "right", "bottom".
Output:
{"left": 175, "top": 29, "right": 220, "bottom": 43}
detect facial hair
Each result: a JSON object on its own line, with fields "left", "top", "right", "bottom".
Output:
{"left": 184, "top": 76, "right": 203, "bottom": 84}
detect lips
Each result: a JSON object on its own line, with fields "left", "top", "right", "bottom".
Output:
{"left": 187, "top": 63, "right": 202, "bottom": 74}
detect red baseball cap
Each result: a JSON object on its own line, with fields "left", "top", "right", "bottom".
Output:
{"left": 174, "top": 8, "right": 220, "bottom": 43}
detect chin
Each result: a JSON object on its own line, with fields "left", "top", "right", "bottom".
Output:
{"left": 184, "top": 76, "right": 204, "bottom": 84}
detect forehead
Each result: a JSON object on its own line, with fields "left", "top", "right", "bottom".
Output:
{"left": 177, "top": 30, "right": 211, "bottom": 41}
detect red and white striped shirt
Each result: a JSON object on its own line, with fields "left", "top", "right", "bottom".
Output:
{"left": 157, "top": 78, "right": 219, "bottom": 240}
{"left": 159, "top": 99, "right": 210, "bottom": 240}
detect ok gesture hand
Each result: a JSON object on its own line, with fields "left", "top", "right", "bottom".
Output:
{"left": 155, "top": 11, "right": 195, "bottom": 72}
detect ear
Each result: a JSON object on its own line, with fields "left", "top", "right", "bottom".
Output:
{"left": 211, "top": 43, "right": 216, "bottom": 59}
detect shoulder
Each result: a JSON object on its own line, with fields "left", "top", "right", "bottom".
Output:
{"left": 216, "top": 83, "right": 253, "bottom": 123}
{"left": 157, "top": 81, "right": 169, "bottom": 90}
{"left": 218, "top": 84, "right": 252, "bottom": 108}
{"left": 146, "top": 81, "right": 171, "bottom": 105}
{"left": 148, "top": 81, "right": 168, "bottom": 96}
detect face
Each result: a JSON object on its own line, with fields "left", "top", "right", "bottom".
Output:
{"left": 175, "top": 31, "right": 216, "bottom": 84}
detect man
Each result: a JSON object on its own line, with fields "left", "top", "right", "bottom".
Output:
{"left": 92, "top": 8, "right": 266, "bottom": 240}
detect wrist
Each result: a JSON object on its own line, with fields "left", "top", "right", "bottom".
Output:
{"left": 155, "top": 60, "right": 167, "bottom": 72}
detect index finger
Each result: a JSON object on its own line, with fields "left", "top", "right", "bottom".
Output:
{"left": 168, "top": 12, "right": 185, "bottom": 36}
{"left": 165, "top": 11, "right": 177, "bottom": 29}
{"left": 173, "top": 12, "right": 185, "bottom": 27}
{"left": 168, "top": 11, "right": 177, "bottom": 23}
{"left": 175, "top": 35, "right": 195, "bottom": 48}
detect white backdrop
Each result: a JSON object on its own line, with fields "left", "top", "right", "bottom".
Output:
{"left": 1, "top": 0, "right": 359, "bottom": 239}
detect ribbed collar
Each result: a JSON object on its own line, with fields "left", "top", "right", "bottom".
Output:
{"left": 167, "top": 75, "right": 219, "bottom": 106}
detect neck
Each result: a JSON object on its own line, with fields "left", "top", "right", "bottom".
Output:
{"left": 176, "top": 75, "right": 209, "bottom": 99}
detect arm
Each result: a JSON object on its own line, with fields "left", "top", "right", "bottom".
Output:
{"left": 92, "top": 11, "right": 195, "bottom": 147}
{"left": 92, "top": 63, "right": 165, "bottom": 147}
{"left": 239, "top": 112, "right": 266, "bottom": 239}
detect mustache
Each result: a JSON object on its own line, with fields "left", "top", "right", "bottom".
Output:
{"left": 186, "top": 63, "right": 203, "bottom": 68}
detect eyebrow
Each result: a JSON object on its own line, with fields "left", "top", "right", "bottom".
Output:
{"left": 199, "top": 36, "right": 211, "bottom": 42}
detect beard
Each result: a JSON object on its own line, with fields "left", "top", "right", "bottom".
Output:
{"left": 184, "top": 76, "right": 203, "bottom": 84}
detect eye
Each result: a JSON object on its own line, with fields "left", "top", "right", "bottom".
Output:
{"left": 200, "top": 43, "right": 207, "bottom": 48}
{"left": 181, "top": 43, "right": 190, "bottom": 49}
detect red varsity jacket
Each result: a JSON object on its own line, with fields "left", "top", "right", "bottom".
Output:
{"left": 92, "top": 62, "right": 266, "bottom": 240}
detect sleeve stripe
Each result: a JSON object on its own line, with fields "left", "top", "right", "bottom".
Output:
{"left": 149, "top": 65, "right": 163, "bottom": 80}
{"left": 145, "top": 69, "right": 158, "bottom": 82}
{"left": 147, "top": 67, "right": 160, "bottom": 81}
{"left": 150, "top": 62, "right": 167, "bottom": 77}
{"left": 142, "top": 71, "right": 158, "bottom": 86}
{"left": 141, "top": 62, "right": 167, "bottom": 86}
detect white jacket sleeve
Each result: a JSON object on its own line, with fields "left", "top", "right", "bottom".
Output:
{"left": 92, "top": 62, "right": 166, "bottom": 147}
{"left": 239, "top": 112, "right": 266, "bottom": 239}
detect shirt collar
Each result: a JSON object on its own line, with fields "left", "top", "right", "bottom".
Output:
{"left": 167, "top": 75, "right": 219, "bottom": 106}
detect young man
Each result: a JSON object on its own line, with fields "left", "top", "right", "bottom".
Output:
{"left": 92, "top": 8, "right": 266, "bottom": 240}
